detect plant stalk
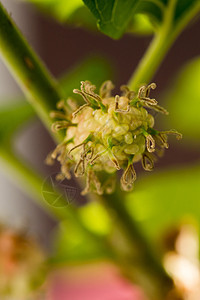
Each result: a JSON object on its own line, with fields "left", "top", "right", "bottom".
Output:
{"left": 128, "top": 0, "right": 200, "bottom": 90}
{"left": 0, "top": 3, "right": 65, "bottom": 142}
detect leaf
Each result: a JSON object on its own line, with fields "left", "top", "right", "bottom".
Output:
{"left": 163, "top": 56, "right": 200, "bottom": 145}
{"left": 126, "top": 164, "right": 200, "bottom": 244}
{"left": 173, "top": 0, "right": 199, "bottom": 25}
{"left": 127, "top": 13, "right": 155, "bottom": 35}
{"left": 82, "top": 0, "right": 140, "bottom": 39}
{"left": 0, "top": 101, "right": 34, "bottom": 145}
{"left": 83, "top": 0, "right": 200, "bottom": 38}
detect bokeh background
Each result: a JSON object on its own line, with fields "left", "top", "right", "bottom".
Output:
{"left": 0, "top": 0, "right": 200, "bottom": 299}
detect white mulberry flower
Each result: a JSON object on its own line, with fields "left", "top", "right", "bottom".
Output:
{"left": 47, "top": 81, "right": 182, "bottom": 195}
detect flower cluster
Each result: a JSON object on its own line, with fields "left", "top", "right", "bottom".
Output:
{"left": 47, "top": 81, "right": 182, "bottom": 195}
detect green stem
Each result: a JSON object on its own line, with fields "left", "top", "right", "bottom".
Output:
{"left": 128, "top": 0, "right": 200, "bottom": 90}
{"left": 128, "top": 30, "right": 173, "bottom": 90}
{"left": 0, "top": 3, "right": 64, "bottom": 142}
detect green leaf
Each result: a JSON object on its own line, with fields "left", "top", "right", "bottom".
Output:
{"left": 126, "top": 164, "right": 200, "bottom": 244}
{"left": 0, "top": 101, "right": 34, "bottom": 145}
{"left": 127, "top": 13, "right": 155, "bottom": 35}
{"left": 173, "top": 0, "right": 199, "bottom": 25}
{"left": 163, "top": 56, "right": 200, "bottom": 145}
{"left": 134, "top": 0, "right": 165, "bottom": 25}
{"left": 82, "top": 0, "right": 140, "bottom": 39}
{"left": 82, "top": 0, "right": 200, "bottom": 38}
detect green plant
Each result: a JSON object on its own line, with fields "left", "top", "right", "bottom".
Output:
{"left": 0, "top": 0, "right": 200, "bottom": 299}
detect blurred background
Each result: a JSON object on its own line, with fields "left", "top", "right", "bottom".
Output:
{"left": 0, "top": 0, "right": 200, "bottom": 299}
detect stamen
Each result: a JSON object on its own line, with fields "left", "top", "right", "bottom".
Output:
{"left": 158, "top": 133, "right": 169, "bottom": 148}
{"left": 56, "top": 99, "right": 70, "bottom": 114}
{"left": 92, "top": 171, "right": 103, "bottom": 195}
{"left": 138, "top": 83, "right": 158, "bottom": 106}
{"left": 146, "top": 134, "right": 155, "bottom": 152}
{"left": 82, "top": 81, "right": 101, "bottom": 102}
{"left": 51, "top": 143, "right": 64, "bottom": 160}
{"left": 67, "top": 98, "right": 78, "bottom": 111}
{"left": 144, "top": 103, "right": 169, "bottom": 115}
{"left": 146, "top": 83, "right": 156, "bottom": 97}
{"left": 61, "top": 163, "right": 72, "bottom": 180}
{"left": 81, "top": 147, "right": 94, "bottom": 161}
{"left": 45, "top": 151, "right": 55, "bottom": 165}
{"left": 90, "top": 149, "right": 107, "bottom": 165}
{"left": 81, "top": 81, "right": 107, "bottom": 111}
{"left": 120, "top": 163, "right": 136, "bottom": 191}
{"left": 142, "top": 153, "right": 154, "bottom": 171}
{"left": 68, "top": 143, "right": 85, "bottom": 158}
{"left": 100, "top": 80, "right": 114, "bottom": 98}
{"left": 81, "top": 169, "right": 92, "bottom": 195}
{"left": 72, "top": 89, "right": 90, "bottom": 117}
{"left": 160, "top": 130, "right": 182, "bottom": 140}
{"left": 74, "top": 157, "right": 85, "bottom": 177}
{"left": 56, "top": 173, "right": 65, "bottom": 181}
{"left": 114, "top": 95, "right": 130, "bottom": 113}
{"left": 81, "top": 169, "right": 103, "bottom": 195}
{"left": 50, "top": 111, "right": 68, "bottom": 120}
{"left": 108, "top": 151, "right": 120, "bottom": 170}
{"left": 51, "top": 121, "right": 76, "bottom": 133}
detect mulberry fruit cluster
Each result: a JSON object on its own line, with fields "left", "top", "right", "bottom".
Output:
{"left": 47, "top": 81, "right": 182, "bottom": 195}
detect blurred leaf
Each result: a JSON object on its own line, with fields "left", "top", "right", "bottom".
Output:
{"left": 67, "top": 5, "right": 97, "bottom": 29}
{"left": 22, "top": 0, "right": 97, "bottom": 29}
{"left": 173, "top": 0, "right": 199, "bottom": 25}
{"left": 0, "top": 101, "right": 34, "bottom": 145}
{"left": 60, "top": 56, "right": 113, "bottom": 103}
{"left": 24, "top": 0, "right": 83, "bottom": 21}
{"left": 82, "top": 0, "right": 200, "bottom": 39}
{"left": 50, "top": 219, "right": 111, "bottom": 265}
{"left": 78, "top": 201, "right": 111, "bottom": 236}
{"left": 163, "top": 56, "right": 200, "bottom": 145}
{"left": 134, "top": 0, "right": 199, "bottom": 26}
{"left": 126, "top": 164, "right": 200, "bottom": 244}
{"left": 127, "top": 13, "right": 154, "bottom": 35}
